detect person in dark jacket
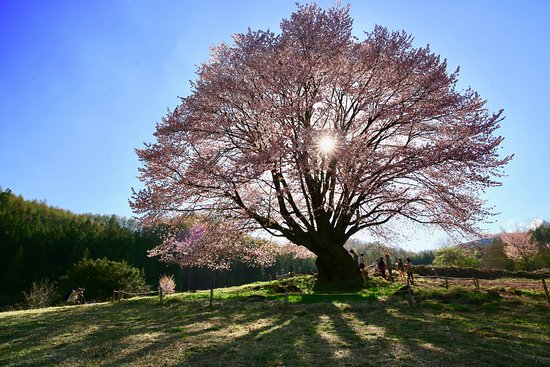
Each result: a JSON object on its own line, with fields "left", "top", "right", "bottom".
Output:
{"left": 378, "top": 257, "right": 386, "bottom": 279}
{"left": 385, "top": 253, "right": 394, "bottom": 282}
{"left": 405, "top": 258, "right": 414, "bottom": 284}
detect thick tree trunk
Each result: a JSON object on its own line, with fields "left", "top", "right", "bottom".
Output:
{"left": 314, "top": 242, "right": 362, "bottom": 282}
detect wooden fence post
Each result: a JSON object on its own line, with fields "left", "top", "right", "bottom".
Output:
{"left": 209, "top": 271, "right": 215, "bottom": 307}
{"left": 445, "top": 276, "right": 449, "bottom": 289}
{"left": 542, "top": 279, "right": 550, "bottom": 305}
{"left": 159, "top": 288, "right": 164, "bottom": 304}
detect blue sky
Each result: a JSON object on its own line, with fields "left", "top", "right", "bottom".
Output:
{"left": 1, "top": 1, "right": 549, "bottom": 251}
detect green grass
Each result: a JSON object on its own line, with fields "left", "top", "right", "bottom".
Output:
{"left": 1, "top": 276, "right": 549, "bottom": 366}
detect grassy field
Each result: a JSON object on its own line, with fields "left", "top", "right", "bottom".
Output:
{"left": 1, "top": 276, "right": 549, "bottom": 366}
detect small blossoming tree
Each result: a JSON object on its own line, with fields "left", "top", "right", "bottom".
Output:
{"left": 148, "top": 217, "right": 278, "bottom": 305}
{"left": 500, "top": 230, "right": 539, "bottom": 269}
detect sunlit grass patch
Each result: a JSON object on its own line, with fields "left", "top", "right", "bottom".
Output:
{"left": 160, "top": 275, "right": 400, "bottom": 305}
{"left": 1, "top": 276, "right": 549, "bottom": 366}
{"left": 415, "top": 286, "right": 501, "bottom": 305}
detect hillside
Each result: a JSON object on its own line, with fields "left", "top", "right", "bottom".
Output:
{"left": 1, "top": 276, "right": 549, "bottom": 366}
{"left": 0, "top": 188, "right": 316, "bottom": 308}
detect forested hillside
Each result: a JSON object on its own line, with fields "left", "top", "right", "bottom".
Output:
{"left": 0, "top": 189, "right": 315, "bottom": 308}
{"left": 0, "top": 188, "right": 161, "bottom": 306}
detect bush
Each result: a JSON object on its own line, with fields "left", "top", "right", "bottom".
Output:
{"left": 433, "top": 246, "right": 480, "bottom": 268}
{"left": 57, "top": 258, "right": 148, "bottom": 302}
{"left": 23, "top": 279, "right": 58, "bottom": 309}
{"left": 159, "top": 274, "right": 176, "bottom": 294}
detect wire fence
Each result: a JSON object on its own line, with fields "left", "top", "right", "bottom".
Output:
{"left": 417, "top": 274, "right": 550, "bottom": 304}
{"left": 111, "top": 275, "right": 550, "bottom": 307}
{"left": 112, "top": 290, "right": 159, "bottom": 302}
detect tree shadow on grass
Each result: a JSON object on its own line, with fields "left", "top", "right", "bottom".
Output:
{"left": 346, "top": 295, "right": 550, "bottom": 366}
{"left": 1, "top": 299, "right": 363, "bottom": 366}
{"left": 198, "top": 304, "right": 337, "bottom": 366}
{"left": 1, "top": 293, "right": 549, "bottom": 366}
{"left": 0, "top": 300, "right": 192, "bottom": 366}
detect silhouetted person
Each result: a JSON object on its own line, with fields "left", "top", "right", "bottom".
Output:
{"left": 397, "top": 257, "right": 406, "bottom": 281}
{"left": 405, "top": 258, "right": 414, "bottom": 285}
{"left": 385, "top": 253, "right": 394, "bottom": 282}
{"left": 378, "top": 257, "right": 386, "bottom": 279}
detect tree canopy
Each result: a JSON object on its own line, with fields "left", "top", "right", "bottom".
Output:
{"left": 132, "top": 4, "right": 510, "bottom": 281}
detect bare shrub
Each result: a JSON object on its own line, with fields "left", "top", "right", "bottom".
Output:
{"left": 23, "top": 279, "right": 57, "bottom": 309}
{"left": 159, "top": 274, "right": 176, "bottom": 294}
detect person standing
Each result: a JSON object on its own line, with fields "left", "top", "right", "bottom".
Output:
{"left": 385, "top": 254, "right": 394, "bottom": 282}
{"left": 378, "top": 257, "right": 386, "bottom": 279}
{"left": 405, "top": 257, "right": 414, "bottom": 285}
{"left": 397, "top": 257, "right": 406, "bottom": 282}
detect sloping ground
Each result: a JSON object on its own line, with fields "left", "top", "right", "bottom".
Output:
{"left": 0, "top": 276, "right": 549, "bottom": 366}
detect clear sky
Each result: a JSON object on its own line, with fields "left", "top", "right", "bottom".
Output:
{"left": 1, "top": 1, "right": 549, "bottom": 251}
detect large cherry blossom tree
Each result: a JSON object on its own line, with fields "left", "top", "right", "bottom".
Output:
{"left": 132, "top": 4, "right": 511, "bottom": 282}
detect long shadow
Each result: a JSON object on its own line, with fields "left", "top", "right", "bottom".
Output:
{"left": 2, "top": 292, "right": 549, "bottom": 366}
{"left": 175, "top": 300, "right": 398, "bottom": 366}
{"left": 0, "top": 300, "right": 199, "bottom": 366}
{"left": 1, "top": 292, "right": 387, "bottom": 365}
{"left": 105, "top": 299, "right": 369, "bottom": 366}
{"left": 346, "top": 294, "right": 550, "bottom": 366}
{"left": 325, "top": 303, "right": 401, "bottom": 364}
{"left": 179, "top": 301, "right": 340, "bottom": 366}
{"left": 0, "top": 303, "right": 127, "bottom": 364}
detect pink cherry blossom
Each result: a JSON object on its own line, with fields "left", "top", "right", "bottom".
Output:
{"left": 148, "top": 217, "right": 278, "bottom": 271}
{"left": 132, "top": 3, "right": 511, "bottom": 281}
{"left": 500, "top": 231, "right": 539, "bottom": 267}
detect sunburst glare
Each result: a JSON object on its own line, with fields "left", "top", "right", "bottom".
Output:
{"left": 317, "top": 135, "right": 337, "bottom": 154}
